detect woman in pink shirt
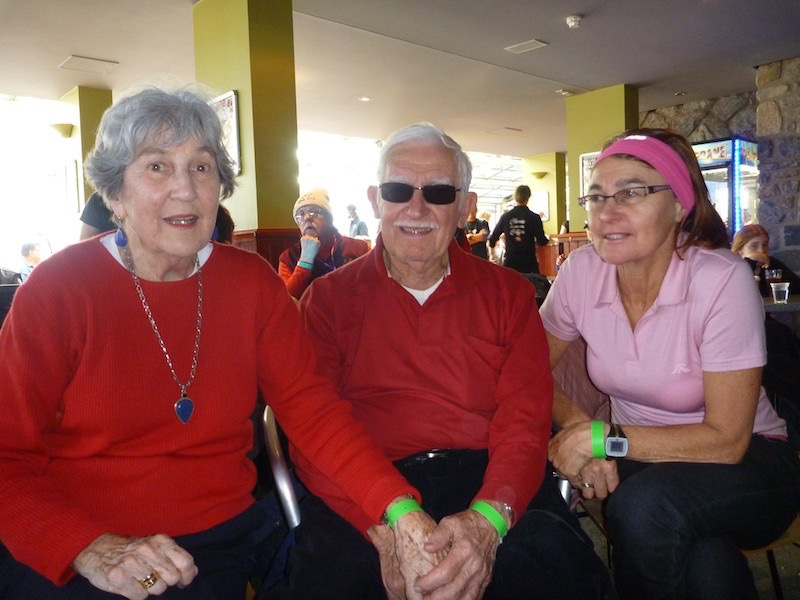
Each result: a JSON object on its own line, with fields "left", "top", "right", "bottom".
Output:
{"left": 541, "top": 129, "right": 800, "bottom": 599}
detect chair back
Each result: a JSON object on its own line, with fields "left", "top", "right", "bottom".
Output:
{"left": 0, "top": 284, "right": 20, "bottom": 327}
{"left": 552, "top": 336, "right": 610, "bottom": 421}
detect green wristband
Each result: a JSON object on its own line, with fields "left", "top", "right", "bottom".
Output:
{"left": 384, "top": 498, "right": 422, "bottom": 528}
{"left": 470, "top": 501, "right": 508, "bottom": 539}
{"left": 591, "top": 420, "right": 606, "bottom": 459}
{"left": 297, "top": 260, "right": 313, "bottom": 270}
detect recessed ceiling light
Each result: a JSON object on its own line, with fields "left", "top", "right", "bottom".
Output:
{"left": 58, "top": 55, "right": 118, "bottom": 74}
{"left": 504, "top": 39, "right": 548, "bottom": 54}
{"left": 357, "top": 96, "right": 371, "bottom": 102}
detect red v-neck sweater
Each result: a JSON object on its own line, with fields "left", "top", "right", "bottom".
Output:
{"left": 0, "top": 238, "right": 413, "bottom": 584}
{"left": 297, "top": 238, "right": 553, "bottom": 533}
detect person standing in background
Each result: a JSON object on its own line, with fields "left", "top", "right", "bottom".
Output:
{"left": 464, "top": 205, "right": 489, "bottom": 259}
{"left": 18, "top": 242, "right": 43, "bottom": 282}
{"left": 488, "top": 185, "right": 549, "bottom": 273}
{"left": 346, "top": 203, "right": 369, "bottom": 238}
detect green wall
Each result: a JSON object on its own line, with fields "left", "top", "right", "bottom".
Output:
{"left": 60, "top": 86, "right": 112, "bottom": 204}
{"left": 194, "top": 0, "right": 298, "bottom": 229}
{"left": 566, "top": 85, "right": 638, "bottom": 227}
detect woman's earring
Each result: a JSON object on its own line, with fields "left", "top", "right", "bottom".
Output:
{"left": 114, "top": 228, "right": 128, "bottom": 248}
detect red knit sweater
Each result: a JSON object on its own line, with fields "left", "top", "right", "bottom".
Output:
{"left": 298, "top": 237, "right": 553, "bottom": 533}
{"left": 0, "top": 238, "right": 413, "bottom": 584}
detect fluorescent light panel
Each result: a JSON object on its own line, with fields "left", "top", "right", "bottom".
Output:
{"left": 504, "top": 39, "right": 548, "bottom": 54}
{"left": 58, "top": 55, "right": 118, "bottom": 74}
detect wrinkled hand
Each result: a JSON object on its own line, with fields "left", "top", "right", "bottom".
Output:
{"left": 73, "top": 533, "right": 197, "bottom": 599}
{"left": 368, "top": 524, "right": 406, "bottom": 600}
{"left": 574, "top": 459, "right": 620, "bottom": 500}
{"left": 415, "top": 509, "right": 500, "bottom": 600}
{"left": 368, "top": 510, "right": 443, "bottom": 600}
{"left": 548, "top": 421, "right": 597, "bottom": 481}
{"left": 299, "top": 235, "right": 320, "bottom": 263}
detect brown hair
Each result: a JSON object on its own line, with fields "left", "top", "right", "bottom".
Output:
{"left": 731, "top": 223, "right": 768, "bottom": 256}
{"left": 603, "top": 128, "right": 729, "bottom": 254}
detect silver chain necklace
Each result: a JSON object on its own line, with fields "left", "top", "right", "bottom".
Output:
{"left": 121, "top": 245, "right": 203, "bottom": 424}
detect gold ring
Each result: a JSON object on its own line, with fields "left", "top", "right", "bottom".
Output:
{"left": 139, "top": 571, "right": 159, "bottom": 590}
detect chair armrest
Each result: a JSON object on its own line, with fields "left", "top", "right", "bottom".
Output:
{"left": 263, "top": 406, "right": 302, "bottom": 529}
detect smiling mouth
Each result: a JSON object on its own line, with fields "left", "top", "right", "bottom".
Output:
{"left": 398, "top": 224, "right": 436, "bottom": 235}
{"left": 165, "top": 216, "right": 198, "bottom": 226}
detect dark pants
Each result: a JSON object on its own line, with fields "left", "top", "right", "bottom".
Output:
{"left": 266, "top": 449, "right": 612, "bottom": 599}
{"left": 0, "top": 498, "right": 283, "bottom": 600}
{"left": 606, "top": 435, "right": 800, "bottom": 600}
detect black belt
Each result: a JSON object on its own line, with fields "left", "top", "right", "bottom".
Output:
{"left": 393, "top": 448, "right": 488, "bottom": 471}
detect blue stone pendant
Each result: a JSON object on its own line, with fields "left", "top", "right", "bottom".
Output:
{"left": 115, "top": 228, "right": 128, "bottom": 247}
{"left": 174, "top": 396, "right": 194, "bottom": 424}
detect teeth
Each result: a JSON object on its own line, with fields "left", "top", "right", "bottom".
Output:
{"left": 167, "top": 217, "right": 196, "bottom": 225}
{"left": 606, "top": 234, "right": 625, "bottom": 240}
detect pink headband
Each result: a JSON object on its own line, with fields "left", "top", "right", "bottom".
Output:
{"left": 596, "top": 135, "right": 695, "bottom": 215}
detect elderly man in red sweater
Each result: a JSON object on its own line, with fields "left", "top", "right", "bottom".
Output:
{"left": 267, "top": 123, "right": 612, "bottom": 600}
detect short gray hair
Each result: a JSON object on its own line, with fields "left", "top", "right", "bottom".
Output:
{"left": 84, "top": 86, "right": 236, "bottom": 202}
{"left": 377, "top": 122, "right": 472, "bottom": 195}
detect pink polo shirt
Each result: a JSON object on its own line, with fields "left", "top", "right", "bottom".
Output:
{"left": 540, "top": 243, "right": 786, "bottom": 437}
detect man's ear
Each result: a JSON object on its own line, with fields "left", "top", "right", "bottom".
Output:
{"left": 367, "top": 185, "right": 380, "bottom": 219}
{"left": 458, "top": 192, "right": 478, "bottom": 228}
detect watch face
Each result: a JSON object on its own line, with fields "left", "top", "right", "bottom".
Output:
{"left": 606, "top": 438, "right": 628, "bottom": 457}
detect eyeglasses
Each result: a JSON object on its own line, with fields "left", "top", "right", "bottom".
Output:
{"left": 379, "top": 182, "right": 462, "bottom": 205}
{"left": 578, "top": 185, "right": 673, "bottom": 210}
{"left": 294, "top": 208, "right": 324, "bottom": 224}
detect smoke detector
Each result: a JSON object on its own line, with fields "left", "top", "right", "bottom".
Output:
{"left": 566, "top": 15, "right": 582, "bottom": 29}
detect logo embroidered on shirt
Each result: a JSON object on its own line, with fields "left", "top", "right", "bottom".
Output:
{"left": 672, "top": 364, "right": 690, "bottom": 374}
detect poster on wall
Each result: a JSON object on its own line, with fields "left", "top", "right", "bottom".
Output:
{"left": 210, "top": 91, "right": 241, "bottom": 175}
{"left": 530, "top": 190, "right": 549, "bottom": 222}
{"left": 579, "top": 151, "right": 600, "bottom": 197}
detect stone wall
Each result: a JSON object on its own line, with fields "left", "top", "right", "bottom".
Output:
{"left": 639, "top": 57, "right": 800, "bottom": 271}
{"left": 640, "top": 91, "right": 757, "bottom": 142}
{"left": 756, "top": 57, "right": 800, "bottom": 269}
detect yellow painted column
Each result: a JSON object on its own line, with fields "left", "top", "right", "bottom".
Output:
{"left": 60, "top": 86, "right": 112, "bottom": 204}
{"left": 566, "top": 85, "right": 638, "bottom": 229}
{"left": 193, "top": 0, "right": 298, "bottom": 230}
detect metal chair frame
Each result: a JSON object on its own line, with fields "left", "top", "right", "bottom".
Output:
{"left": 262, "top": 406, "right": 302, "bottom": 529}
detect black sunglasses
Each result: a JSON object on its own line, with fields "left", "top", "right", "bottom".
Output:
{"left": 379, "top": 182, "right": 462, "bottom": 205}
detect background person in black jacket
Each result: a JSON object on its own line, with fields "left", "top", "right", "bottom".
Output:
{"left": 488, "top": 185, "right": 548, "bottom": 273}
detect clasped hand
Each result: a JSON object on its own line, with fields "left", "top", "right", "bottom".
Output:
{"left": 370, "top": 508, "right": 501, "bottom": 600}
{"left": 549, "top": 421, "right": 620, "bottom": 500}
{"left": 73, "top": 532, "right": 197, "bottom": 599}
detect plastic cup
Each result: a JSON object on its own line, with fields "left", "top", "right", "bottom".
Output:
{"left": 765, "top": 268, "right": 783, "bottom": 283}
{"left": 770, "top": 282, "right": 790, "bottom": 304}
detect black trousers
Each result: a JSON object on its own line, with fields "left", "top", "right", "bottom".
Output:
{"left": 0, "top": 498, "right": 282, "bottom": 600}
{"left": 266, "top": 450, "right": 613, "bottom": 599}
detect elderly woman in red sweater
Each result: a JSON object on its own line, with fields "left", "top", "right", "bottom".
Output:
{"left": 0, "top": 87, "right": 436, "bottom": 600}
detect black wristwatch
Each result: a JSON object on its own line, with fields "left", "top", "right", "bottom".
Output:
{"left": 605, "top": 423, "right": 628, "bottom": 458}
